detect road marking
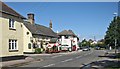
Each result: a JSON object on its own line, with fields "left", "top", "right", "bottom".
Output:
{"left": 51, "top": 55, "right": 62, "bottom": 58}
{"left": 43, "top": 63, "right": 55, "bottom": 67}
{"left": 61, "top": 58, "right": 73, "bottom": 62}
{"left": 44, "top": 51, "right": 94, "bottom": 67}
{"left": 75, "top": 56, "right": 82, "bottom": 59}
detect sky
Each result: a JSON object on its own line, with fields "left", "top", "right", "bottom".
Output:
{"left": 5, "top": 2, "right": 118, "bottom": 41}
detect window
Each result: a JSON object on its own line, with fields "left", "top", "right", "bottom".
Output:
{"left": 9, "top": 19, "right": 15, "bottom": 29}
{"left": 26, "top": 32, "right": 29, "bottom": 35}
{"left": 65, "top": 35, "right": 69, "bottom": 39}
{"left": 28, "top": 43, "right": 31, "bottom": 49}
{"left": 9, "top": 39, "right": 17, "bottom": 51}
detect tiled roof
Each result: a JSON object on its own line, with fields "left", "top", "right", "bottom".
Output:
{"left": 0, "top": 1, "right": 26, "bottom": 19}
{"left": 58, "top": 30, "right": 76, "bottom": 36}
{"left": 49, "top": 38, "right": 58, "bottom": 43}
{"left": 24, "top": 21, "right": 58, "bottom": 38}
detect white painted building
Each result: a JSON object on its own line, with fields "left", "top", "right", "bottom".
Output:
{"left": 58, "top": 30, "right": 79, "bottom": 51}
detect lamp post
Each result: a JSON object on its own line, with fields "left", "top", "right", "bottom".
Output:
{"left": 113, "top": 12, "right": 117, "bottom": 54}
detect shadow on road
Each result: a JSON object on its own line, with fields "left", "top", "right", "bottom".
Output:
{"left": 80, "top": 53, "right": 120, "bottom": 69}
{"left": 80, "top": 60, "right": 120, "bottom": 69}
{"left": 98, "top": 53, "right": 120, "bottom": 59}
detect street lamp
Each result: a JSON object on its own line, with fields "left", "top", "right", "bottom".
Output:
{"left": 113, "top": 12, "right": 117, "bottom": 54}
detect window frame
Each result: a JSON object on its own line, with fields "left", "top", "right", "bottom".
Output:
{"left": 9, "top": 39, "right": 18, "bottom": 51}
{"left": 28, "top": 43, "right": 32, "bottom": 49}
{"left": 65, "top": 35, "right": 69, "bottom": 39}
{"left": 9, "top": 18, "right": 15, "bottom": 30}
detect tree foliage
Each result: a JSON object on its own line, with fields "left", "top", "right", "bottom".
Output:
{"left": 97, "top": 39, "right": 105, "bottom": 48}
{"left": 81, "top": 39, "right": 91, "bottom": 47}
{"left": 105, "top": 16, "right": 120, "bottom": 48}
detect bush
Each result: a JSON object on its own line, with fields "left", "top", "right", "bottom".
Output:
{"left": 35, "top": 48, "right": 43, "bottom": 54}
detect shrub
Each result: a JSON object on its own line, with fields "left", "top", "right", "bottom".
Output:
{"left": 35, "top": 48, "right": 43, "bottom": 54}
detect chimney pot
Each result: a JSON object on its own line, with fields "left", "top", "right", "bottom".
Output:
{"left": 27, "top": 13, "right": 35, "bottom": 24}
{"left": 49, "top": 20, "right": 52, "bottom": 29}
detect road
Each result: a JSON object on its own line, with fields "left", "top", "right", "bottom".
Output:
{"left": 18, "top": 49, "right": 106, "bottom": 68}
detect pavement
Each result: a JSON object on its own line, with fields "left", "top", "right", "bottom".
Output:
{"left": 0, "top": 57, "right": 36, "bottom": 67}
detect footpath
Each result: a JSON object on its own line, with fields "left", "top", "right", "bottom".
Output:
{"left": 0, "top": 57, "right": 35, "bottom": 68}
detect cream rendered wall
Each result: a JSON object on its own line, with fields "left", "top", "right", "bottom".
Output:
{"left": 23, "top": 24, "right": 34, "bottom": 53}
{"left": 0, "top": 17, "right": 2, "bottom": 57}
{"left": 1, "top": 17, "right": 23, "bottom": 57}
{"left": 33, "top": 38, "right": 50, "bottom": 50}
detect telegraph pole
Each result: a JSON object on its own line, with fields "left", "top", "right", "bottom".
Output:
{"left": 113, "top": 12, "right": 117, "bottom": 54}
{"left": 94, "top": 36, "right": 96, "bottom": 41}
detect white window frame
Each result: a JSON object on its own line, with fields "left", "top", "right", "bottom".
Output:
{"left": 9, "top": 19, "right": 15, "bottom": 29}
{"left": 9, "top": 39, "right": 18, "bottom": 51}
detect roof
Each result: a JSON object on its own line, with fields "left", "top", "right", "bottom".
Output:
{"left": 58, "top": 30, "right": 79, "bottom": 40}
{"left": 49, "top": 38, "right": 58, "bottom": 43}
{"left": 24, "top": 21, "right": 58, "bottom": 38}
{"left": 0, "top": 2, "right": 26, "bottom": 19}
{"left": 58, "top": 30, "right": 76, "bottom": 36}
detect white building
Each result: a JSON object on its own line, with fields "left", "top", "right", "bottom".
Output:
{"left": 58, "top": 30, "right": 79, "bottom": 51}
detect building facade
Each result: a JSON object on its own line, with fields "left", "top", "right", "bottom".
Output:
{"left": 58, "top": 30, "right": 79, "bottom": 51}
{"left": 0, "top": 2, "right": 26, "bottom": 57}
{"left": 23, "top": 13, "right": 58, "bottom": 53}
{"left": 0, "top": 2, "right": 58, "bottom": 56}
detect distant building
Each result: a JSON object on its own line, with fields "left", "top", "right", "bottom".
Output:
{"left": 58, "top": 30, "right": 79, "bottom": 51}
{"left": 91, "top": 40, "right": 97, "bottom": 45}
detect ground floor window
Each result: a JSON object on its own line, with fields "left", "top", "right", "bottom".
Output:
{"left": 28, "top": 43, "right": 31, "bottom": 49}
{"left": 9, "top": 39, "right": 17, "bottom": 51}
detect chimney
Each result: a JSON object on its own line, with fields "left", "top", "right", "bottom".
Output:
{"left": 49, "top": 20, "right": 52, "bottom": 29}
{"left": 27, "top": 13, "right": 34, "bottom": 24}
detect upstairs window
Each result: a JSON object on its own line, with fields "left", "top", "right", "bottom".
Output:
{"left": 65, "top": 35, "right": 69, "bottom": 39}
{"left": 9, "top": 19, "right": 15, "bottom": 29}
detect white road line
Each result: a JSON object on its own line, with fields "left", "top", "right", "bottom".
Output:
{"left": 61, "top": 60, "right": 66, "bottom": 62}
{"left": 75, "top": 56, "right": 82, "bottom": 59}
{"left": 66, "top": 58, "right": 73, "bottom": 61}
{"left": 61, "top": 58, "right": 73, "bottom": 62}
{"left": 43, "top": 63, "right": 55, "bottom": 67}
{"left": 82, "top": 51, "right": 93, "bottom": 57}
{"left": 51, "top": 55, "right": 62, "bottom": 58}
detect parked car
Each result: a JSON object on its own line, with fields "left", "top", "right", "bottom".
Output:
{"left": 95, "top": 46, "right": 101, "bottom": 50}
{"left": 61, "top": 45, "right": 71, "bottom": 52}
{"left": 82, "top": 47, "right": 90, "bottom": 51}
{"left": 46, "top": 38, "right": 60, "bottom": 53}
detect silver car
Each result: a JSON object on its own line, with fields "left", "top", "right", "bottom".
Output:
{"left": 82, "top": 47, "right": 90, "bottom": 51}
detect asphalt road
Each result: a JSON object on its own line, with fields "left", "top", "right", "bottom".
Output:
{"left": 19, "top": 49, "right": 106, "bottom": 68}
